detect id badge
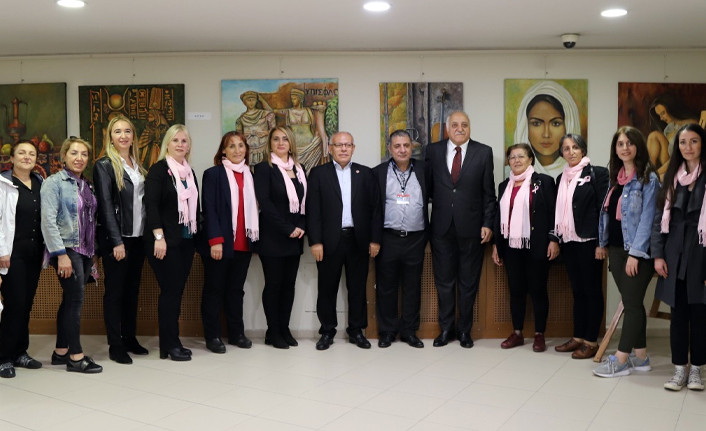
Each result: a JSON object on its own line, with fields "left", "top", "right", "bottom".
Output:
{"left": 396, "top": 193, "right": 410, "bottom": 205}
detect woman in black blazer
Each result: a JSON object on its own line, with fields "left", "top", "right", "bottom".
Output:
{"left": 492, "top": 143, "right": 559, "bottom": 353}
{"left": 199, "top": 131, "right": 258, "bottom": 353}
{"left": 652, "top": 124, "right": 706, "bottom": 391}
{"left": 144, "top": 124, "right": 200, "bottom": 361}
{"left": 553, "top": 134, "right": 609, "bottom": 359}
{"left": 254, "top": 126, "right": 306, "bottom": 349}
{"left": 93, "top": 115, "right": 148, "bottom": 365}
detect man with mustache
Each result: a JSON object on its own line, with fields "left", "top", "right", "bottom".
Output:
{"left": 425, "top": 111, "right": 496, "bottom": 348}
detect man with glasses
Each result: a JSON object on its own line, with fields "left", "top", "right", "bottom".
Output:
{"left": 373, "top": 130, "right": 428, "bottom": 348}
{"left": 307, "top": 131, "right": 382, "bottom": 350}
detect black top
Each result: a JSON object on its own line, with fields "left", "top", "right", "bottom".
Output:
{"left": 12, "top": 175, "right": 43, "bottom": 257}
{"left": 607, "top": 184, "right": 624, "bottom": 248}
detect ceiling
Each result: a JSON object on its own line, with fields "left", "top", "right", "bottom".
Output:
{"left": 2, "top": 0, "right": 706, "bottom": 57}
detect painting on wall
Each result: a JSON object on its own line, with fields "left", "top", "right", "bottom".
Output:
{"left": 618, "top": 82, "right": 706, "bottom": 179}
{"left": 78, "top": 84, "right": 185, "bottom": 176}
{"left": 379, "top": 82, "right": 463, "bottom": 162}
{"left": 0, "top": 82, "right": 67, "bottom": 177}
{"left": 504, "top": 79, "right": 588, "bottom": 178}
{"left": 221, "top": 79, "right": 338, "bottom": 172}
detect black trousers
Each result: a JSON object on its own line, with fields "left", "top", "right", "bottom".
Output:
{"left": 561, "top": 240, "right": 604, "bottom": 343}
{"left": 502, "top": 247, "right": 549, "bottom": 333}
{"left": 260, "top": 254, "right": 300, "bottom": 337}
{"left": 53, "top": 249, "right": 92, "bottom": 355}
{"left": 608, "top": 246, "right": 653, "bottom": 353}
{"left": 102, "top": 236, "right": 145, "bottom": 347}
{"left": 375, "top": 230, "right": 425, "bottom": 336}
{"left": 201, "top": 251, "right": 252, "bottom": 341}
{"left": 147, "top": 239, "right": 194, "bottom": 351}
{"left": 430, "top": 223, "right": 484, "bottom": 335}
{"left": 0, "top": 252, "right": 43, "bottom": 362}
{"left": 671, "top": 278, "right": 706, "bottom": 366}
{"left": 316, "top": 230, "right": 368, "bottom": 336}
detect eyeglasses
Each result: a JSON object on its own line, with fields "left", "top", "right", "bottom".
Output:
{"left": 508, "top": 155, "right": 528, "bottom": 161}
{"left": 331, "top": 143, "right": 354, "bottom": 148}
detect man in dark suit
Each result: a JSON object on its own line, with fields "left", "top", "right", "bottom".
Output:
{"left": 373, "top": 130, "right": 428, "bottom": 348}
{"left": 307, "top": 131, "right": 382, "bottom": 350}
{"left": 425, "top": 111, "right": 496, "bottom": 348}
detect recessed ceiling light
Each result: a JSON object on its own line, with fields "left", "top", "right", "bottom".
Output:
{"left": 601, "top": 8, "right": 627, "bottom": 17}
{"left": 364, "top": 1, "right": 391, "bottom": 12}
{"left": 57, "top": 0, "right": 86, "bottom": 8}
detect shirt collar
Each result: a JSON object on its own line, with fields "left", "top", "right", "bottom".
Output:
{"left": 333, "top": 160, "right": 351, "bottom": 171}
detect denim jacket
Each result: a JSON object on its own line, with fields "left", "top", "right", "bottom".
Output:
{"left": 598, "top": 171, "right": 659, "bottom": 259}
{"left": 40, "top": 169, "right": 93, "bottom": 257}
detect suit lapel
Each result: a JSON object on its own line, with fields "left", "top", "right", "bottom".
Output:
{"left": 351, "top": 162, "right": 361, "bottom": 202}
{"left": 219, "top": 165, "right": 232, "bottom": 210}
{"left": 435, "top": 143, "right": 454, "bottom": 187}
{"left": 327, "top": 162, "right": 343, "bottom": 202}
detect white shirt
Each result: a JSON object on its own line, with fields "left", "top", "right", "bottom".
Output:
{"left": 446, "top": 140, "right": 468, "bottom": 174}
{"left": 333, "top": 160, "right": 354, "bottom": 228}
{"left": 121, "top": 156, "right": 145, "bottom": 237}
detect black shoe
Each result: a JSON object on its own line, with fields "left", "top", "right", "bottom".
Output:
{"left": 51, "top": 351, "right": 69, "bottom": 365}
{"left": 433, "top": 330, "right": 455, "bottom": 347}
{"left": 206, "top": 338, "right": 226, "bottom": 354}
{"left": 378, "top": 333, "right": 395, "bottom": 348}
{"left": 160, "top": 348, "right": 192, "bottom": 361}
{"left": 282, "top": 329, "right": 298, "bottom": 347}
{"left": 229, "top": 334, "right": 252, "bottom": 349}
{"left": 265, "top": 334, "right": 289, "bottom": 349}
{"left": 0, "top": 362, "right": 16, "bottom": 378}
{"left": 14, "top": 353, "right": 43, "bottom": 369}
{"left": 316, "top": 334, "right": 334, "bottom": 351}
{"left": 349, "top": 332, "right": 371, "bottom": 349}
{"left": 458, "top": 332, "right": 474, "bottom": 349}
{"left": 123, "top": 338, "right": 149, "bottom": 355}
{"left": 180, "top": 347, "right": 192, "bottom": 356}
{"left": 401, "top": 334, "right": 424, "bottom": 348}
{"left": 66, "top": 356, "right": 103, "bottom": 373}
{"left": 109, "top": 346, "right": 133, "bottom": 364}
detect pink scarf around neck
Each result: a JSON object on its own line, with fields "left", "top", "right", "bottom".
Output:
{"left": 554, "top": 156, "right": 591, "bottom": 242}
{"left": 165, "top": 156, "right": 198, "bottom": 234}
{"left": 499, "top": 165, "right": 534, "bottom": 248}
{"left": 661, "top": 162, "right": 706, "bottom": 244}
{"left": 270, "top": 153, "right": 307, "bottom": 214}
{"left": 221, "top": 159, "right": 259, "bottom": 241}
{"left": 603, "top": 166, "right": 635, "bottom": 221}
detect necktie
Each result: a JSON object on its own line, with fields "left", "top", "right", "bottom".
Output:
{"left": 451, "top": 146, "right": 462, "bottom": 184}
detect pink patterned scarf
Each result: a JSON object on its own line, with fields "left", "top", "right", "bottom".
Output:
{"left": 165, "top": 156, "right": 198, "bottom": 234}
{"left": 660, "top": 162, "right": 706, "bottom": 244}
{"left": 603, "top": 167, "right": 635, "bottom": 221}
{"left": 270, "top": 153, "right": 307, "bottom": 214}
{"left": 221, "top": 159, "right": 259, "bottom": 241}
{"left": 554, "top": 156, "right": 591, "bottom": 242}
{"left": 499, "top": 165, "right": 534, "bottom": 248}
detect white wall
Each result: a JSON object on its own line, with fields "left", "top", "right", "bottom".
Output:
{"left": 3, "top": 49, "right": 705, "bottom": 336}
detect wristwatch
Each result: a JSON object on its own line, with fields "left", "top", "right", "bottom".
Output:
{"left": 154, "top": 233, "right": 164, "bottom": 241}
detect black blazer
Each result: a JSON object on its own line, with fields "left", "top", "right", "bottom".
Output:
{"left": 306, "top": 161, "right": 382, "bottom": 253}
{"left": 253, "top": 161, "right": 306, "bottom": 257}
{"left": 93, "top": 157, "right": 143, "bottom": 252}
{"left": 651, "top": 173, "right": 706, "bottom": 307}
{"left": 372, "top": 158, "right": 429, "bottom": 232}
{"left": 425, "top": 139, "right": 496, "bottom": 238}
{"left": 494, "top": 172, "right": 558, "bottom": 261}
{"left": 199, "top": 164, "right": 252, "bottom": 259}
{"left": 555, "top": 164, "right": 609, "bottom": 239}
{"left": 144, "top": 159, "right": 200, "bottom": 247}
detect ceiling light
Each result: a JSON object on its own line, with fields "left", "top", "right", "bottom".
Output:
{"left": 57, "top": 0, "right": 86, "bottom": 8}
{"left": 364, "top": 1, "right": 391, "bottom": 12}
{"left": 601, "top": 8, "right": 627, "bottom": 17}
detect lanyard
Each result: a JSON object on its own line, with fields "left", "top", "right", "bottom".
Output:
{"left": 391, "top": 159, "right": 413, "bottom": 193}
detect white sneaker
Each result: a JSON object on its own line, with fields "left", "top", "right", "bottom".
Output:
{"left": 628, "top": 352, "right": 651, "bottom": 372}
{"left": 665, "top": 365, "right": 688, "bottom": 391}
{"left": 688, "top": 365, "right": 704, "bottom": 391}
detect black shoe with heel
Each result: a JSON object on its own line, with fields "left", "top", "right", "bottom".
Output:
{"left": 160, "top": 348, "right": 191, "bottom": 361}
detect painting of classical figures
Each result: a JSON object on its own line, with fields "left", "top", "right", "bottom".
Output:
{"left": 379, "top": 82, "right": 463, "bottom": 161}
{"left": 79, "top": 84, "right": 185, "bottom": 176}
{"left": 618, "top": 82, "right": 706, "bottom": 179}
{"left": 505, "top": 79, "right": 588, "bottom": 179}
{"left": 0, "top": 83, "right": 67, "bottom": 177}
{"left": 221, "top": 79, "right": 338, "bottom": 172}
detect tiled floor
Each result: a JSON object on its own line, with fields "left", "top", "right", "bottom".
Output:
{"left": 1, "top": 334, "right": 705, "bottom": 430}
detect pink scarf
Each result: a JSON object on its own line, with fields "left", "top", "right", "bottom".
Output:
{"left": 499, "top": 165, "right": 534, "bottom": 248}
{"left": 221, "top": 159, "right": 259, "bottom": 241}
{"left": 661, "top": 162, "right": 706, "bottom": 244}
{"left": 555, "top": 156, "right": 591, "bottom": 242}
{"left": 603, "top": 167, "right": 635, "bottom": 221}
{"left": 270, "top": 153, "right": 307, "bottom": 214}
{"left": 165, "top": 156, "right": 198, "bottom": 234}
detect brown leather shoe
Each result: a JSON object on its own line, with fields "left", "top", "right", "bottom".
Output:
{"left": 571, "top": 343, "right": 598, "bottom": 359}
{"left": 500, "top": 332, "right": 524, "bottom": 349}
{"left": 554, "top": 338, "right": 582, "bottom": 352}
{"left": 532, "top": 333, "right": 546, "bottom": 352}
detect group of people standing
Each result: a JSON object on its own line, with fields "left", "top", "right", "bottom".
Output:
{"left": 0, "top": 110, "right": 705, "bottom": 394}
